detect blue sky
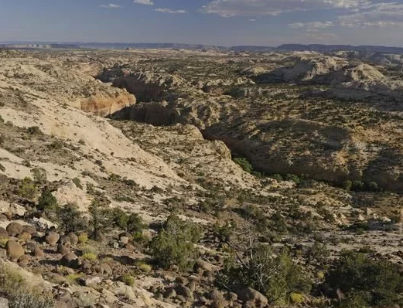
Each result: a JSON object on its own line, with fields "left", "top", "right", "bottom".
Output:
{"left": 0, "top": 0, "right": 403, "bottom": 46}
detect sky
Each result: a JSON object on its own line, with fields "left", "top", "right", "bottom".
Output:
{"left": 1, "top": 0, "right": 403, "bottom": 46}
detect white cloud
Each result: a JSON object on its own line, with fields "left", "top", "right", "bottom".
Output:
{"left": 101, "top": 3, "right": 122, "bottom": 9}
{"left": 133, "top": 0, "right": 154, "bottom": 5}
{"left": 201, "top": 0, "right": 370, "bottom": 17}
{"left": 289, "top": 21, "right": 334, "bottom": 32}
{"left": 155, "top": 8, "right": 187, "bottom": 14}
{"left": 339, "top": 2, "right": 403, "bottom": 27}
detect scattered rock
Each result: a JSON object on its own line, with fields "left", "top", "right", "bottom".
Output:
{"left": 6, "top": 222, "right": 23, "bottom": 236}
{"left": 45, "top": 231, "right": 60, "bottom": 245}
{"left": 67, "top": 232, "right": 78, "bottom": 246}
{"left": 237, "top": 288, "right": 268, "bottom": 308}
{"left": 18, "top": 254, "right": 31, "bottom": 267}
{"left": 33, "top": 246, "right": 45, "bottom": 258}
{"left": 0, "top": 227, "right": 8, "bottom": 237}
{"left": 6, "top": 240, "right": 25, "bottom": 261}
{"left": 175, "top": 284, "right": 193, "bottom": 300}
{"left": 61, "top": 252, "right": 80, "bottom": 268}
{"left": 18, "top": 231, "right": 31, "bottom": 241}
{"left": 22, "top": 225, "right": 36, "bottom": 235}
{"left": 57, "top": 243, "right": 70, "bottom": 255}
{"left": 0, "top": 297, "right": 9, "bottom": 308}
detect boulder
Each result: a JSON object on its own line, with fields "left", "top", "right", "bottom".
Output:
{"left": 18, "top": 232, "right": 31, "bottom": 242}
{"left": 22, "top": 225, "right": 36, "bottom": 235}
{"left": 18, "top": 254, "right": 31, "bottom": 267}
{"left": 67, "top": 232, "right": 79, "bottom": 246}
{"left": 175, "top": 284, "right": 193, "bottom": 300}
{"left": 237, "top": 288, "right": 268, "bottom": 308}
{"left": 57, "top": 243, "right": 70, "bottom": 255}
{"left": 100, "top": 263, "right": 113, "bottom": 276}
{"left": 61, "top": 252, "right": 80, "bottom": 268}
{"left": 45, "top": 231, "right": 60, "bottom": 245}
{"left": 33, "top": 246, "right": 45, "bottom": 258}
{"left": 6, "top": 240, "right": 24, "bottom": 261}
{"left": 0, "top": 227, "right": 8, "bottom": 237}
{"left": 80, "top": 276, "right": 103, "bottom": 286}
{"left": 6, "top": 222, "right": 23, "bottom": 236}
{"left": 0, "top": 297, "right": 9, "bottom": 308}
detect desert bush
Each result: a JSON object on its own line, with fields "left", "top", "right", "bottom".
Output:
{"left": 285, "top": 174, "right": 301, "bottom": 184}
{"left": 325, "top": 250, "right": 403, "bottom": 307}
{"left": 58, "top": 203, "right": 87, "bottom": 233}
{"left": 82, "top": 253, "right": 97, "bottom": 261}
{"left": 88, "top": 199, "right": 112, "bottom": 238}
{"left": 149, "top": 214, "right": 202, "bottom": 270}
{"left": 72, "top": 178, "right": 83, "bottom": 189}
{"left": 17, "top": 177, "right": 38, "bottom": 200}
{"left": 112, "top": 208, "right": 144, "bottom": 232}
{"left": 31, "top": 168, "right": 47, "bottom": 184}
{"left": 217, "top": 244, "right": 311, "bottom": 305}
{"left": 0, "top": 263, "right": 54, "bottom": 308}
{"left": 233, "top": 157, "right": 253, "bottom": 173}
{"left": 78, "top": 233, "right": 89, "bottom": 244}
{"left": 26, "top": 126, "right": 41, "bottom": 135}
{"left": 47, "top": 140, "right": 64, "bottom": 150}
{"left": 120, "top": 274, "right": 135, "bottom": 286}
{"left": 37, "top": 188, "right": 58, "bottom": 212}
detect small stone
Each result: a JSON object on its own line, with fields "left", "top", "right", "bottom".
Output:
{"left": 119, "top": 236, "right": 129, "bottom": 245}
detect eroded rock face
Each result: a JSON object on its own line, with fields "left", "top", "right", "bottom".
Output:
{"left": 80, "top": 92, "right": 135, "bottom": 117}
{"left": 113, "top": 101, "right": 179, "bottom": 126}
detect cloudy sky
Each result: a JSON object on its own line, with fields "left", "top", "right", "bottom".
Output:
{"left": 0, "top": 0, "right": 403, "bottom": 46}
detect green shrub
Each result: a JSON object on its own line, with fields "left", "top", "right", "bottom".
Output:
{"left": 82, "top": 253, "right": 97, "bottom": 261}
{"left": 112, "top": 208, "right": 144, "bottom": 232}
{"left": 149, "top": 215, "right": 202, "bottom": 270}
{"left": 88, "top": 199, "right": 112, "bottom": 238}
{"left": 271, "top": 174, "right": 283, "bottom": 182}
{"left": 138, "top": 263, "right": 152, "bottom": 273}
{"left": 26, "top": 126, "right": 41, "bottom": 135}
{"left": 217, "top": 244, "right": 311, "bottom": 305}
{"left": 47, "top": 140, "right": 64, "bottom": 150}
{"left": 121, "top": 274, "right": 135, "bottom": 286}
{"left": 17, "top": 177, "right": 38, "bottom": 200}
{"left": 37, "top": 188, "right": 58, "bottom": 212}
{"left": 342, "top": 180, "right": 352, "bottom": 191}
{"left": 72, "top": 178, "right": 83, "bottom": 189}
{"left": 325, "top": 250, "right": 403, "bottom": 307}
{"left": 233, "top": 157, "right": 253, "bottom": 173}
{"left": 285, "top": 174, "right": 301, "bottom": 184}
{"left": 58, "top": 203, "right": 86, "bottom": 233}
{"left": 31, "top": 168, "right": 47, "bottom": 184}
{"left": 78, "top": 233, "right": 89, "bottom": 244}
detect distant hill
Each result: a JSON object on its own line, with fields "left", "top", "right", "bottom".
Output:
{"left": 277, "top": 44, "right": 403, "bottom": 53}
{"left": 0, "top": 43, "right": 80, "bottom": 50}
{"left": 76, "top": 42, "right": 225, "bottom": 51}
{"left": 2, "top": 42, "right": 403, "bottom": 54}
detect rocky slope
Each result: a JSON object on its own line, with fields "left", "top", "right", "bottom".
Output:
{"left": 2, "top": 49, "right": 403, "bottom": 308}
